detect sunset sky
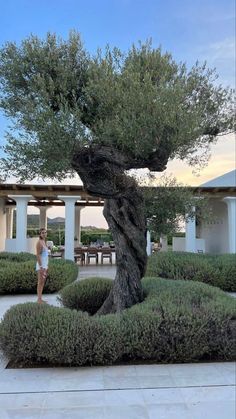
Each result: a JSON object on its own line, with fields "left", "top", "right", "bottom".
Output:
{"left": 0, "top": 0, "right": 235, "bottom": 227}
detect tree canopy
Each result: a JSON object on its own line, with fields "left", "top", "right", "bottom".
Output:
{"left": 0, "top": 31, "right": 234, "bottom": 181}
{"left": 0, "top": 31, "right": 234, "bottom": 313}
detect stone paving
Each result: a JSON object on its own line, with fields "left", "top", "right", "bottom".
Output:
{"left": 0, "top": 360, "right": 235, "bottom": 419}
{"left": 0, "top": 264, "right": 235, "bottom": 418}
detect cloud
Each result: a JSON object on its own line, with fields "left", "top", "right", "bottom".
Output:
{"left": 164, "top": 133, "right": 235, "bottom": 185}
{"left": 197, "top": 37, "right": 235, "bottom": 87}
{"left": 204, "top": 37, "right": 235, "bottom": 62}
{"left": 199, "top": 13, "right": 235, "bottom": 24}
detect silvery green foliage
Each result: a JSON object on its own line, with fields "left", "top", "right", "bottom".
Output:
{"left": 0, "top": 32, "right": 234, "bottom": 181}
{"left": 143, "top": 174, "right": 211, "bottom": 237}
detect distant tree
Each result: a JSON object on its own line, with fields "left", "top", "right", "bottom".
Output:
{"left": 0, "top": 32, "right": 234, "bottom": 313}
{"left": 143, "top": 175, "right": 210, "bottom": 240}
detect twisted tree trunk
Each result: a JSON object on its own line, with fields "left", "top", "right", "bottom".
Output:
{"left": 72, "top": 146, "right": 147, "bottom": 314}
{"left": 98, "top": 192, "right": 147, "bottom": 314}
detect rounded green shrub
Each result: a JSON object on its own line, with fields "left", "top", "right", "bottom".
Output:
{"left": 212, "top": 254, "right": 236, "bottom": 292}
{"left": 146, "top": 252, "right": 236, "bottom": 291}
{"left": 0, "top": 253, "right": 78, "bottom": 294}
{"left": 0, "top": 278, "right": 235, "bottom": 367}
{"left": 0, "top": 252, "right": 35, "bottom": 262}
{"left": 0, "top": 303, "right": 123, "bottom": 366}
{"left": 58, "top": 277, "right": 113, "bottom": 314}
{"left": 122, "top": 278, "right": 236, "bottom": 362}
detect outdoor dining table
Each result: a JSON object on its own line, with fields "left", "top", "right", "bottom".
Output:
{"left": 50, "top": 246, "right": 116, "bottom": 264}
{"left": 74, "top": 246, "right": 116, "bottom": 265}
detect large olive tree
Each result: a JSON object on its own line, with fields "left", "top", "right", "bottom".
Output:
{"left": 0, "top": 32, "right": 234, "bottom": 313}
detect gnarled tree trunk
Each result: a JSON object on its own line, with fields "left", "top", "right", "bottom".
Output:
{"left": 72, "top": 146, "right": 147, "bottom": 314}
{"left": 98, "top": 193, "right": 147, "bottom": 314}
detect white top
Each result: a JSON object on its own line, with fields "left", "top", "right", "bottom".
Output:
{"left": 36, "top": 245, "right": 49, "bottom": 271}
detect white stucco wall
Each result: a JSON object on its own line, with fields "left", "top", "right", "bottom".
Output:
{"left": 5, "top": 237, "right": 38, "bottom": 254}
{"left": 197, "top": 198, "right": 229, "bottom": 254}
{"left": 173, "top": 237, "right": 185, "bottom": 252}
{"left": 173, "top": 237, "right": 205, "bottom": 253}
{"left": 0, "top": 198, "right": 7, "bottom": 252}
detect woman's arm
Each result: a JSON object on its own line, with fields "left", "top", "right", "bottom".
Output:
{"left": 36, "top": 241, "right": 43, "bottom": 267}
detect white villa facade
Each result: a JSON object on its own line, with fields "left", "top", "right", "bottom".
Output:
{"left": 0, "top": 170, "right": 235, "bottom": 258}
{"left": 173, "top": 170, "right": 236, "bottom": 254}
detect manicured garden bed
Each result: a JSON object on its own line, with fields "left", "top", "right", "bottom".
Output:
{"left": 58, "top": 277, "right": 113, "bottom": 314}
{"left": 0, "top": 252, "right": 78, "bottom": 294}
{"left": 146, "top": 252, "right": 236, "bottom": 291}
{"left": 0, "top": 277, "right": 235, "bottom": 367}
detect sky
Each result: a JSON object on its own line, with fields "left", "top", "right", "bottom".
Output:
{"left": 0, "top": 0, "right": 235, "bottom": 227}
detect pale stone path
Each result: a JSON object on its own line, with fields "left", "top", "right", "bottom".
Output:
{"left": 0, "top": 361, "right": 235, "bottom": 419}
{"left": 0, "top": 264, "right": 235, "bottom": 418}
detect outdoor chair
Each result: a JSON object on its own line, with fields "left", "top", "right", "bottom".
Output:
{"left": 101, "top": 246, "right": 112, "bottom": 264}
{"left": 74, "top": 247, "right": 85, "bottom": 265}
{"left": 50, "top": 248, "right": 64, "bottom": 258}
{"left": 87, "top": 246, "right": 99, "bottom": 264}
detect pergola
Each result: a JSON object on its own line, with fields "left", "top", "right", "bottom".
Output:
{"left": 0, "top": 183, "right": 104, "bottom": 260}
{"left": 0, "top": 170, "right": 235, "bottom": 259}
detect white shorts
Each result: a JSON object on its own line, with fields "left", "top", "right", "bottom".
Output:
{"left": 36, "top": 261, "right": 48, "bottom": 271}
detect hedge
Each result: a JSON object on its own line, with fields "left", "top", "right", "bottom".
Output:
{"left": 58, "top": 277, "right": 113, "bottom": 314}
{"left": 0, "top": 252, "right": 36, "bottom": 262}
{"left": 0, "top": 278, "right": 235, "bottom": 366}
{"left": 146, "top": 252, "right": 236, "bottom": 291}
{"left": 0, "top": 252, "right": 78, "bottom": 294}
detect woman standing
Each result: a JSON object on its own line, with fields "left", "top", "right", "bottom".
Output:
{"left": 36, "top": 228, "right": 49, "bottom": 304}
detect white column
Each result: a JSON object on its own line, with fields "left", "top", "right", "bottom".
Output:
{"left": 223, "top": 197, "right": 236, "bottom": 253}
{"left": 6, "top": 207, "right": 14, "bottom": 239}
{"left": 0, "top": 198, "right": 7, "bottom": 251}
{"left": 58, "top": 196, "right": 80, "bottom": 261}
{"left": 185, "top": 206, "right": 196, "bottom": 253}
{"left": 9, "top": 195, "right": 32, "bottom": 252}
{"left": 75, "top": 206, "right": 84, "bottom": 244}
{"left": 146, "top": 230, "right": 152, "bottom": 256}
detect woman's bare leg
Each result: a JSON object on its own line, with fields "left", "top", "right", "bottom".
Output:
{"left": 37, "top": 270, "right": 46, "bottom": 303}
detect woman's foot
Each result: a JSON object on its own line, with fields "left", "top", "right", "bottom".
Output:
{"left": 37, "top": 299, "right": 48, "bottom": 304}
